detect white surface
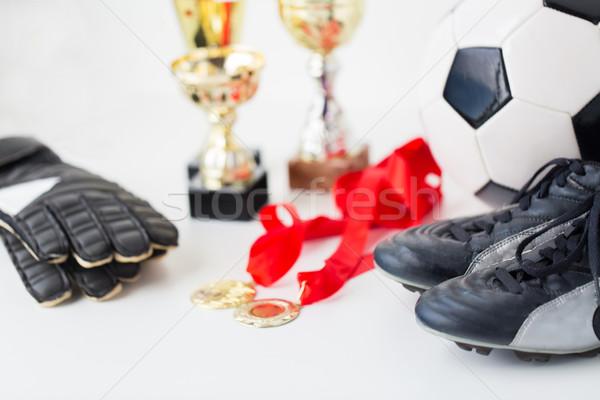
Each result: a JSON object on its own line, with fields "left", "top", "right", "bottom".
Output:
{"left": 504, "top": 7, "right": 600, "bottom": 116}
{"left": 477, "top": 99, "right": 579, "bottom": 189}
{"left": 0, "top": 1, "right": 599, "bottom": 399}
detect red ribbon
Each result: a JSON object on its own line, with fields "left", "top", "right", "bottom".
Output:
{"left": 246, "top": 138, "right": 442, "bottom": 305}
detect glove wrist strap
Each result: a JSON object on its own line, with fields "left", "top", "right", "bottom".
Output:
{"left": 0, "top": 137, "right": 59, "bottom": 168}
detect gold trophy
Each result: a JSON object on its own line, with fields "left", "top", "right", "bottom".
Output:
{"left": 174, "top": 0, "right": 244, "bottom": 49}
{"left": 279, "top": 0, "right": 368, "bottom": 189}
{"left": 172, "top": 0, "right": 268, "bottom": 220}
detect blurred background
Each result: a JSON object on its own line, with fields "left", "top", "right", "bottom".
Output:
{"left": 0, "top": 0, "right": 461, "bottom": 217}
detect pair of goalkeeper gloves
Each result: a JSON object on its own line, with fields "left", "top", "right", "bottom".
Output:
{"left": 0, "top": 137, "right": 179, "bottom": 306}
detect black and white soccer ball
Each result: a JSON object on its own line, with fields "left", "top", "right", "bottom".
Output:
{"left": 419, "top": 0, "right": 600, "bottom": 202}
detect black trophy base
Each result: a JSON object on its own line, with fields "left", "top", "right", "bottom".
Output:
{"left": 187, "top": 154, "right": 268, "bottom": 221}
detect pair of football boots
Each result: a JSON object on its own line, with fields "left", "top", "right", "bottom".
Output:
{"left": 374, "top": 158, "right": 600, "bottom": 362}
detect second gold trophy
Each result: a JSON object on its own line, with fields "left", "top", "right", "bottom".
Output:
{"left": 172, "top": 0, "right": 268, "bottom": 220}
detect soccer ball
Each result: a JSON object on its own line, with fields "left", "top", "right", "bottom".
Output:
{"left": 419, "top": 0, "right": 600, "bottom": 202}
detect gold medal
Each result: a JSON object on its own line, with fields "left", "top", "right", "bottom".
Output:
{"left": 233, "top": 299, "right": 300, "bottom": 328}
{"left": 190, "top": 280, "right": 256, "bottom": 309}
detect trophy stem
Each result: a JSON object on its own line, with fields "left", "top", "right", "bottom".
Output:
{"left": 207, "top": 108, "right": 236, "bottom": 142}
{"left": 199, "top": 108, "right": 257, "bottom": 190}
{"left": 299, "top": 52, "right": 348, "bottom": 162}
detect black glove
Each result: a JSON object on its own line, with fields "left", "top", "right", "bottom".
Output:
{"left": 0, "top": 137, "right": 178, "bottom": 306}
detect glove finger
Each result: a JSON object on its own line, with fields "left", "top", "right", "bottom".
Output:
{"left": 17, "top": 205, "right": 70, "bottom": 263}
{"left": 109, "top": 250, "right": 168, "bottom": 284}
{"left": 109, "top": 262, "right": 141, "bottom": 283}
{"left": 1, "top": 203, "right": 70, "bottom": 264}
{"left": 0, "top": 230, "right": 71, "bottom": 307}
{"left": 65, "top": 260, "right": 122, "bottom": 301}
{"left": 117, "top": 193, "right": 178, "bottom": 250}
{"left": 45, "top": 192, "right": 113, "bottom": 268}
{"left": 84, "top": 191, "right": 153, "bottom": 264}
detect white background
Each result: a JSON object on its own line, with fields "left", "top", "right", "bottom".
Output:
{"left": 0, "top": 1, "right": 597, "bottom": 399}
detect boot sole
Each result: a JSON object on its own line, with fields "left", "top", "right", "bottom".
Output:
{"left": 417, "top": 316, "right": 600, "bottom": 362}
{"left": 373, "top": 261, "right": 429, "bottom": 294}
{"left": 454, "top": 342, "right": 600, "bottom": 362}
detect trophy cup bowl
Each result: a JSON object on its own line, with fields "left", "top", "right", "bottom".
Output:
{"left": 172, "top": 46, "right": 268, "bottom": 220}
{"left": 174, "top": 0, "right": 244, "bottom": 49}
{"left": 278, "top": 0, "right": 363, "bottom": 55}
{"left": 279, "top": 0, "right": 368, "bottom": 189}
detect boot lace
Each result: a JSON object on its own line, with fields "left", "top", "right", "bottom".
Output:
{"left": 449, "top": 158, "right": 586, "bottom": 243}
{"left": 493, "top": 191, "right": 600, "bottom": 339}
